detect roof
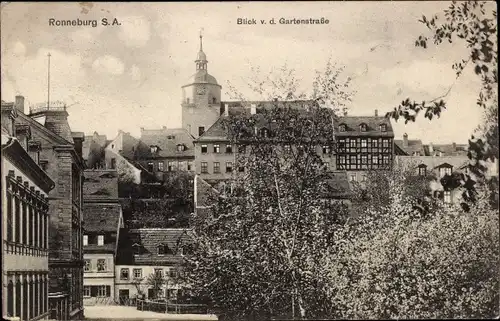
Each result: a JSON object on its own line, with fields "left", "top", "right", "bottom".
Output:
{"left": 395, "top": 155, "right": 470, "bottom": 172}
{"left": 116, "top": 228, "right": 192, "bottom": 266}
{"left": 138, "top": 127, "right": 195, "bottom": 159}
{"left": 394, "top": 139, "right": 425, "bottom": 156}
{"left": 82, "top": 132, "right": 108, "bottom": 161}
{"left": 196, "top": 101, "right": 393, "bottom": 143}
{"left": 184, "top": 70, "right": 219, "bottom": 86}
{"left": 424, "top": 143, "right": 469, "bottom": 156}
{"left": 83, "top": 203, "right": 122, "bottom": 233}
{"left": 83, "top": 169, "right": 119, "bottom": 200}
{"left": 334, "top": 116, "right": 394, "bottom": 137}
{"left": 1, "top": 133, "right": 55, "bottom": 192}
{"left": 194, "top": 175, "right": 220, "bottom": 208}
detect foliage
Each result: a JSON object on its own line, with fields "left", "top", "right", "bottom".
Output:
{"left": 145, "top": 272, "right": 166, "bottom": 300}
{"left": 184, "top": 99, "right": 352, "bottom": 319}
{"left": 326, "top": 186, "right": 499, "bottom": 319}
{"left": 386, "top": 0, "right": 498, "bottom": 210}
{"left": 351, "top": 161, "right": 435, "bottom": 215}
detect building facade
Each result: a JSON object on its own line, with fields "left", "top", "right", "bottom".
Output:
{"left": 6, "top": 96, "right": 86, "bottom": 320}
{"left": 2, "top": 104, "right": 55, "bottom": 321}
{"left": 114, "top": 228, "right": 192, "bottom": 303}
{"left": 82, "top": 169, "right": 123, "bottom": 305}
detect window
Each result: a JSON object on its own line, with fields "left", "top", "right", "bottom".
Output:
{"left": 339, "top": 124, "right": 346, "bottom": 132}
{"left": 133, "top": 268, "right": 142, "bottom": 279}
{"left": 83, "top": 235, "right": 88, "bottom": 246}
{"left": 418, "top": 166, "right": 427, "bottom": 176}
{"left": 201, "top": 162, "right": 208, "bottom": 173}
{"left": 155, "top": 268, "right": 163, "bottom": 278}
{"left": 158, "top": 244, "right": 170, "bottom": 255}
{"left": 323, "top": 162, "right": 329, "bottom": 171}
{"left": 361, "top": 155, "right": 368, "bottom": 164}
{"left": 322, "top": 146, "right": 330, "bottom": 154}
{"left": 187, "top": 161, "right": 193, "bottom": 171}
{"left": 220, "top": 161, "right": 232, "bottom": 173}
{"left": 383, "top": 155, "right": 390, "bottom": 165}
{"left": 372, "top": 139, "right": 378, "bottom": 148}
{"left": 97, "top": 285, "right": 110, "bottom": 297}
{"left": 444, "top": 191, "right": 452, "bottom": 204}
{"left": 83, "top": 286, "right": 91, "bottom": 297}
{"left": 198, "top": 126, "right": 205, "bottom": 136}
{"left": 97, "top": 235, "right": 104, "bottom": 246}
{"left": 84, "top": 259, "right": 91, "bottom": 272}
{"left": 110, "top": 158, "right": 116, "bottom": 169}
{"left": 213, "top": 144, "right": 220, "bottom": 153}
{"left": 147, "top": 162, "right": 154, "bottom": 172}
{"left": 168, "top": 161, "right": 178, "bottom": 172}
{"left": 96, "top": 259, "right": 107, "bottom": 272}
{"left": 350, "top": 155, "right": 357, "bottom": 165}
{"left": 361, "top": 139, "right": 367, "bottom": 148}
{"left": 382, "top": 139, "right": 389, "bottom": 148}
{"left": 213, "top": 97, "right": 217, "bottom": 104}
{"left": 360, "top": 124, "right": 367, "bottom": 132}
{"left": 339, "top": 155, "right": 346, "bottom": 164}
{"left": 380, "top": 124, "right": 387, "bottom": 132}
{"left": 158, "top": 162, "right": 164, "bottom": 171}
{"left": 120, "top": 268, "right": 129, "bottom": 280}
{"left": 168, "top": 268, "right": 178, "bottom": 278}
{"left": 440, "top": 167, "right": 452, "bottom": 177}
{"left": 150, "top": 146, "right": 158, "bottom": 153}
{"left": 214, "top": 162, "right": 220, "bottom": 173}
{"left": 177, "top": 144, "right": 185, "bottom": 152}
{"left": 226, "top": 144, "right": 233, "bottom": 153}
{"left": 350, "top": 174, "right": 356, "bottom": 182}
{"left": 372, "top": 156, "right": 379, "bottom": 164}
{"left": 201, "top": 144, "right": 208, "bottom": 153}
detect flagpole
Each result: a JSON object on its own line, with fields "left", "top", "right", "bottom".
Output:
{"left": 47, "top": 53, "right": 51, "bottom": 109}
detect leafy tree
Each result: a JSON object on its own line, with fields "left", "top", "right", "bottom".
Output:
{"left": 386, "top": 0, "right": 498, "bottom": 209}
{"left": 351, "top": 161, "right": 439, "bottom": 216}
{"left": 146, "top": 272, "right": 166, "bottom": 300}
{"left": 184, "top": 61, "right": 354, "bottom": 320}
{"left": 326, "top": 185, "right": 499, "bottom": 319}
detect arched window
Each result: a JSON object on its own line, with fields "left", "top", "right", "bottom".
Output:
{"left": 359, "top": 123, "right": 367, "bottom": 132}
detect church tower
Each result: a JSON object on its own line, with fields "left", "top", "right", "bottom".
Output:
{"left": 181, "top": 33, "right": 222, "bottom": 138}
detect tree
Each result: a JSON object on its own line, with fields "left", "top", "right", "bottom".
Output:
{"left": 184, "top": 62, "right": 354, "bottom": 320}
{"left": 351, "top": 161, "right": 438, "bottom": 216}
{"left": 146, "top": 272, "right": 166, "bottom": 300}
{"left": 386, "top": 1, "right": 498, "bottom": 209}
{"left": 326, "top": 185, "right": 499, "bottom": 319}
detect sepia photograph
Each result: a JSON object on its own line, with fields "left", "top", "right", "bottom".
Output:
{"left": 1, "top": 1, "right": 498, "bottom": 320}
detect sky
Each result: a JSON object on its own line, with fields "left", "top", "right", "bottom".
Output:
{"left": 0, "top": 1, "right": 490, "bottom": 144}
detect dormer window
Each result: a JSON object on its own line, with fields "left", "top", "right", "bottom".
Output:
{"left": 158, "top": 244, "right": 173, "bottom": 255}
{"left": 439, "top": 166, "right": 453, "bottom": 178}
{"left": 360, "top": 123, "right": 367, "bottom": 132}
{"left": 260, "top": 128, "right": 269, "bottom": 138}
{"left": 132, "top": 243, "right": 141, "bottom": 255}
{"left": 150, "top": 145, "right": 158, "bottom": 153}
{"left": 177, "top": 144, "right": 185, "bottom": 152}
{"left": 339, "top": 124, "right": 346, "bottom": 132}
{"left": 418, "top": 164, "right": 427, "bottom": 176}
{"left": 379, "top": 124, "right": 387, "bottom": 132}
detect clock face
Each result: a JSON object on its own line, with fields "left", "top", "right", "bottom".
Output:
{"left": 196, "top": 86, "right": 206, "bottom": 95}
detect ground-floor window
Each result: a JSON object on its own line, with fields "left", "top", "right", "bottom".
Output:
{"left": 83, "top": 286, "right": 91, "bottom": 297}
{"left": 86, "top": 285, "right": 111, "bottom": 297}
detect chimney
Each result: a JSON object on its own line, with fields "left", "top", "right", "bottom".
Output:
{"left": 250, "top": 104, "right": 256, "bottom": 115}
{"left": 428, "top": 142, "right": 434, "bottom": 155}
{"left": 374, "top": 109, "right": 378, "bottom": 117}
{"left": 224, "top": 103, "right": 229, "bottom": 117}
{"left": 403, "top": 133, "right": 408, "bottom": 148}
{"left": 15, "top": 95, "right": 25, "bottom": 114}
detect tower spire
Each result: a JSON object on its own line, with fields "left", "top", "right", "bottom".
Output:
{"left": 195, "top": 29, "right": 207, "bottom": 71}
{"left": 199, "top": 29, "right": 203, "bottom": 51}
